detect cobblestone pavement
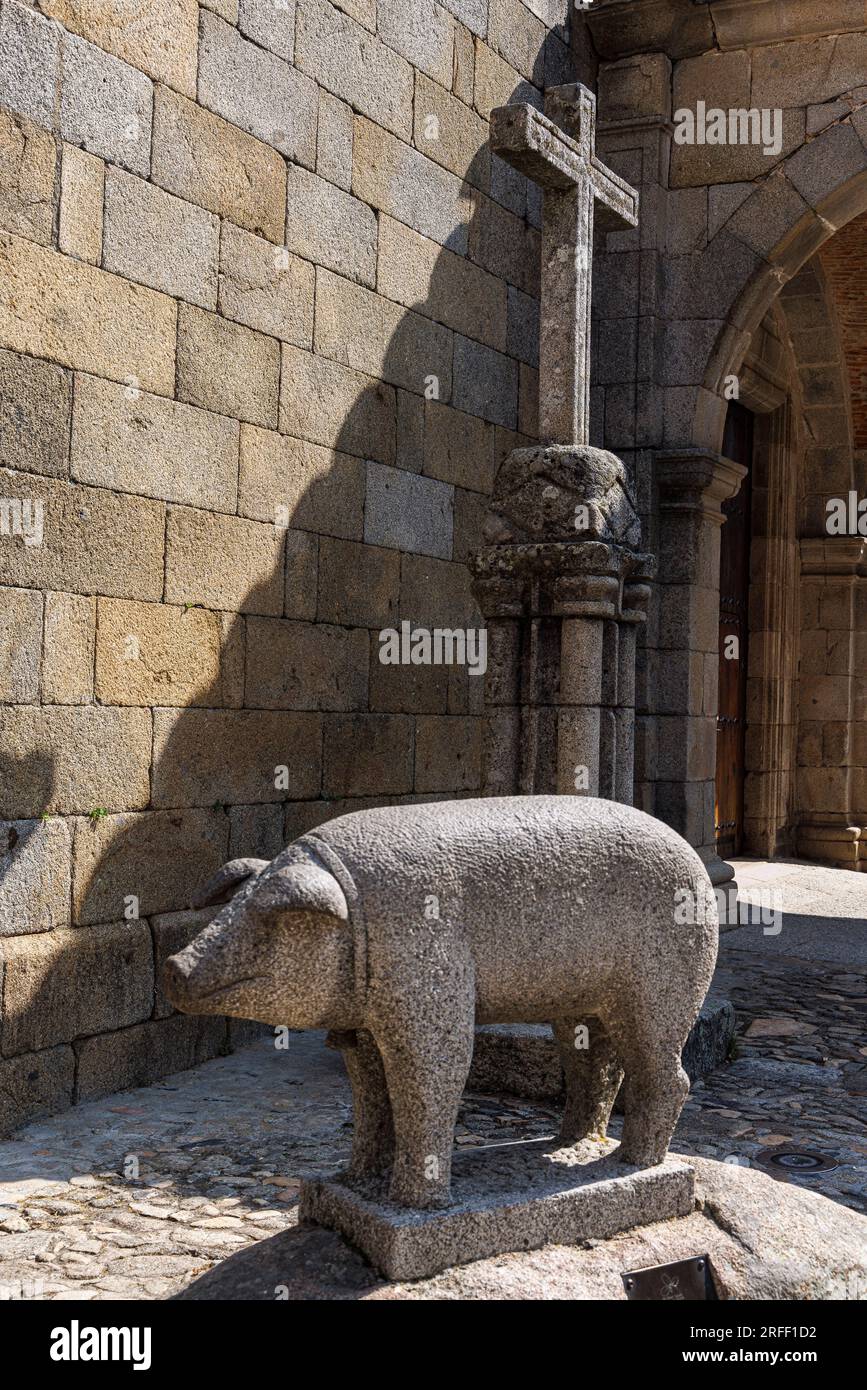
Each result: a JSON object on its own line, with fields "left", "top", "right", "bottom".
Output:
{"left": 0, "top": 859, "right": 864, "bottom": 1300}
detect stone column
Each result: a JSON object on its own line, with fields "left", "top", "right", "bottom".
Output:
{"left": 654, "top": 449, "right": 747, "bottom": 884}
{"left": 470, "top": 444, "right": 654, "bottom": 807}
{"left": 465, "top": 444, "right": 740, "bottom": 1105}
{"left": 797, "top": 537, "right": 867, "bottom": 869}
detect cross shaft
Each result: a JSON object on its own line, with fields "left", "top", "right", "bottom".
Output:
{"left": 490, "top": 84, "right": 639, "bottom": 448}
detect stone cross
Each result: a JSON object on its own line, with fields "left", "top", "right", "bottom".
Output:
{"left": 490, "top": 84, "right": 638, "bottom": 446}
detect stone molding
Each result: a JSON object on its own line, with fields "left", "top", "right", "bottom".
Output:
{"left": 587, "top": 0, "right": 713, "bottom": 62}
{"left": 800, "top": 536, "right": 867, "bottom": 577}
{"left": 738, "top": 361, "right": 788, "bottom": 416}
{"left": 706, "top": 0, "right": 867, "bottom": 50}
{"left": 587, "top": 0, "right": 867, "bottom": 59}
{"left": 655, "top": 449, "right": 748, "bottom": 525}
{"left": 597, "top": 51, "right": 672, "bottom": 128}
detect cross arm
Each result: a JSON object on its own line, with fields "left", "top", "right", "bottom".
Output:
{"left": 490, "top": 103, "right": 584, "bottom": 191}
{"left": 592, "top": 155, "right": 639, "bottom": 233}
{"left": 490, "top": 103, "right": 639, "bottom": 232}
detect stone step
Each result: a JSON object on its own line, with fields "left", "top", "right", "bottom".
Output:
{"left": 467, "top": 994, "right": 736, "bottom": 1101}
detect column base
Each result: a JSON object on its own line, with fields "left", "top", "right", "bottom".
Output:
{"left": 702, "top": 850, "right": 736, "bottom": 886}
{"left": 797, "top": 823, "right": 866, "bottom": 871}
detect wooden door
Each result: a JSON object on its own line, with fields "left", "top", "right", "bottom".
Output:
{"left": 715, "top": 402, "right": 753, "bottom": 859}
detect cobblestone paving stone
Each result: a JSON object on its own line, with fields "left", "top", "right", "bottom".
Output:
{"left": 674, "top": 947, "right": 867, "bottom": 1213}
{"left": 0, "top": 1033, "right": 571, "bottom": 1300}
{"left": 0, "top": 863, "right": 864, "bottom": 1300}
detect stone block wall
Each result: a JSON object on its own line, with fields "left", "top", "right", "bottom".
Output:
{"left": 0, "top": 0, "right": 578, "bottom": 1131}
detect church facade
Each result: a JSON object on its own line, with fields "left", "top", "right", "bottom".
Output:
{"left": 0, "top": 0, "right": 865, "bottom": 1125}
{"left": 586, "top": 0, "right": 867, "bottom": 882}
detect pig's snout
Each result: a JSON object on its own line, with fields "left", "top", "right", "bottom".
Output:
{"left": 163, "top": 952, "right": 196, "bottom": 1010}
{"left": 163, "top": 937, "right": 259, "bottom": 1016}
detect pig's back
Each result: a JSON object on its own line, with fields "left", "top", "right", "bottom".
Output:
{"left": 298, "top": 795, "right": 716, "bottom": 967}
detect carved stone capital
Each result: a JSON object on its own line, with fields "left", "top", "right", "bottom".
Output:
{"left": 655, "top": 449, "right": 747, "bottom": 526}
{"left": 471, "top": 540, "right": 656, "bottom": 622}
{"left": 481, "top": 444, "right": 644, "bottom": 550}
{"left": 471, "top": 443, "right": 655, "bottom": 621}
{"left": 622, "top": 578, "right": 653, "bottom": 625}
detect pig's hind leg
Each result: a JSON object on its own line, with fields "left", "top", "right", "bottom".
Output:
{"left": 603, "top": 1003, "right": 690, "bottom": 1167}
{"left": 327, "top": 1029, "right": 395, "bottom": 1182}
{"left": 553, "top": 1017, "right": 623, "bottom": 1145}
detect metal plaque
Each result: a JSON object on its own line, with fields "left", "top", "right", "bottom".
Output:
{"left": 622, "top": 1255, "right": 717, "bottom": 1301}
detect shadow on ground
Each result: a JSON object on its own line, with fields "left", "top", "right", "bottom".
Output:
{"left": 172, "top": 1224, "right": 381, "bottom": 1301}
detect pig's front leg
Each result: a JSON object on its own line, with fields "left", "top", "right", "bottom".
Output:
{"left": 372, "top": 981, "right": 475, "bottom": 1210}
{"left": 327, "top": 1029, "right": 394, "bottom": 1181}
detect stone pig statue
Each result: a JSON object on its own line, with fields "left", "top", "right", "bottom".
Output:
{"left": 164, "top": 797, "right": 718, "bottom": 1209}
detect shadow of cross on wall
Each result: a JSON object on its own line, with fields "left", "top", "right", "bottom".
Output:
{"left": 0, "top": 25, "right": 603, "bottom": 1082}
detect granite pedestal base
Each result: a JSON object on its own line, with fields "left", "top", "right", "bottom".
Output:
{"left": 300, "top": 1138, "right": 695, "bottom": 1281}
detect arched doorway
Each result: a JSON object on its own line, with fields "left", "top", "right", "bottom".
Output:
{"left": 682, "top": 161, "right": 867, "bottom": 874}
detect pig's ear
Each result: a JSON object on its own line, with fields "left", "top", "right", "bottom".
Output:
{"left": 191, "top": 858, "right": 268, "bottom": 909}
{"left": 254, "top": 865, "right": 349, "bottom": 923}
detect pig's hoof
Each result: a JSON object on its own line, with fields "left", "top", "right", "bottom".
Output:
{"left": 558, "top": 1123, "right": 596, "bottom": 1147}
{"left": 617, "top": 1144, "right": 667, "bottom": 1167}
{"left": 346, "top": 1159, "right": 393, "bottom": 1185}
{"left": 388, "top": 1179, "right": 452, "bottom": 1211}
